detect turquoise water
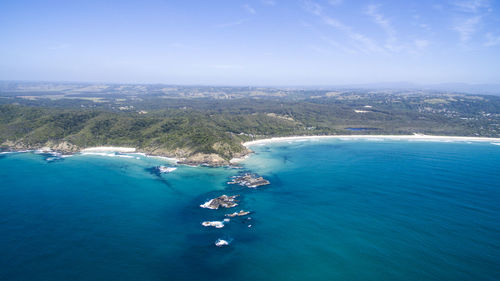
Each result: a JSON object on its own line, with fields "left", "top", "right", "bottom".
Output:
{"left": 1, "top": 140, "right": 499, "bottom": 280}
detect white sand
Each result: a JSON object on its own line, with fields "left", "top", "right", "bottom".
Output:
{"left": 77, "top": 148, "right": 180, "bottom": 163}
{"left": 81, "top": 146, "right": 136, "bottom": 153}
{"left": 243, "top": 134, "right": 500, "bottom": 147}
{"left": 80, "top": 152, "right": 135, "bottom": 158}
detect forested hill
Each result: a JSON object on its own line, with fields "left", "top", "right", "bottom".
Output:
{"left": 1, "top": 83, "right": 499, "bottom": 165}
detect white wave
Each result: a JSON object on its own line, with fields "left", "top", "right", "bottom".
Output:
{"left": 80, "top": 152, "right": 134, "bottom": 158}
{"left": 492, "top": 143, "right": 500, "bottom": 146}
{"left": 116, "top": 154, "right": 134, "bottom": 158}
{"left": 215, "top": 239, "right": 230, "bottom": 247}
{"left": 158, "top": 166, "right": 177, "bottom": 173}
{"left": 200, "top": 199, "right": 215, "bottom": 209}
{"left": 146, "top": 155, "right": 179, "bottom": 163}
{"left": 202, "top": 221, "right": 225, "bottom": 228}
{"left": 365, "top": 138, "right": 383, "bottom": 142}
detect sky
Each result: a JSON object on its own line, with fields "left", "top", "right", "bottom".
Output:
{"left": 0, "top": 0, "right": 499, "bottom": 86}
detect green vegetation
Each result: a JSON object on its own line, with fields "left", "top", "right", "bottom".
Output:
{"left": 1, "top": 82, "right": 500, "bottom": 162}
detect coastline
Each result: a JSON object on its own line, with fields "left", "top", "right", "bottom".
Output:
{"left": 81, "top": 146, "right": 137, "bottom": 153}
{"left": 242, "top": 134, "right": 500, "bottom": 147}
{"left": 80, "top": 147, "right": 180, "bottom": 163}
{"left": 3, "top": 135, "right": 500, "bottom": 166}
{"left": 1, "top": 146, "right": 180, "bottom": 164}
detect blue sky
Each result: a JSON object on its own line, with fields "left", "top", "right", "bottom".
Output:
{"left": 0, "top": 0, "right": 499, "bottom": 85}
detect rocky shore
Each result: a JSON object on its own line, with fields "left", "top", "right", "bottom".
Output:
{"left": 1, "top": 140, "right": 80, "bottom": 155}
{"left": 1, "top": 140, "right": 254, "bottom": 167}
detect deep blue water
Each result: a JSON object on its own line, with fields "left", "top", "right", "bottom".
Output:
{"left": 1, "top": 140, "right": 499, "bottom": 281}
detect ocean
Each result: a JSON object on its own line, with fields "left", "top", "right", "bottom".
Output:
{"left": 0, "top": 139, "right": 499, "bottom": 280}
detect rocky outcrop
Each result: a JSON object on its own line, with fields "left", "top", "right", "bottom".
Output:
{"left": 200, "top": 195, "right": 239, "bottom": 209}
{"left": 225, "top": 210, "right": 251, "bottom": 217}
{"left": 228, "top": 173, "right": 270, "bottom": 188}
{"left": 178, "top": 153, "right": 229, "bottom": 167}
{"left": 1, "top": 139, "right": 251, "bottom": 167}
{"left": 1, "top": 140, "right": 80, "bottom": 154}
{"left": 45, "top": 141, "right": 80, "bottom": 154}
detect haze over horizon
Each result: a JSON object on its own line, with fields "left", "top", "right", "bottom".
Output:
{"left": 1, "top": 0, "right": 499, "bottom": 85}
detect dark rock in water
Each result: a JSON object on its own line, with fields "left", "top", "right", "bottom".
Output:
{"left": 200, "top": 195, "right": 239, "bottom": 209}
{"left": 146, "top": 167, "right": 162, "bottom": 177}
{"left": 227, "top": 173, "right": 270, "bottom": 188}
{"left": 41, "top": 152, "right": 64, "bottom": 163}
{"left": 225, "top": 210, "right": 251, "bottom": 217}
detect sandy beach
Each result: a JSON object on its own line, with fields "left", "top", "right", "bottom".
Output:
{"left": 80, "top": 147, "right": 137, "bottom": 153}
{"left": 243, "top": 134, "right": 500, "bottom": 147}
{"left": 79, "top": 147, "right": 180, "bottom": 163}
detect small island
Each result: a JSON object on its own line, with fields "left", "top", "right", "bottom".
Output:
{"left": 225, "top": 210, "right": 251, "bottom": 217}
{"left": 228, "top": 173, "right": 270, "bottom": 188}
{"left": 200, "top": 195, "right": 239, "bottom": 209}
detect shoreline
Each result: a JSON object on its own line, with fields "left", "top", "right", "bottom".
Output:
{"left": 80, "top": 147, "right": 180, "bottom": 163}
{"left": 80, "top": 146, "right": 137, "bottom": 153}
{"left": 242, "top": 134, "right": 500, "bottom": 147}
{"left": 3, "top": 135, "right": 499, "bottom": 165}
{"left": 1, "top": 146, "right": 180, "bottom": 164}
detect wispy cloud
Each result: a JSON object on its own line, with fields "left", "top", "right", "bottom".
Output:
{"left": 303, "top": 1, "right": 383, "bottom": 54}
{"left": 214, "top": 19, "right": 248, "bottom": 28}
{"left": 303, "top": 0, "right": 322, "bottom": 15}
{"left": 454, "top": 16, "right": 482, "bottom": 42}
{"left": 451, "top": 0, "right": 491, "bottom": 43}
{"left": 365, "top": 4, "right": 398, "bottom": 51}
{"left": 453, "top": 0, "right": 490, "bottom": 13}
{"left": 243, "top": 4, "right": 256, "bottom": 14}
{"left": 484, "top": 33, "right": 500, "bottom": 47}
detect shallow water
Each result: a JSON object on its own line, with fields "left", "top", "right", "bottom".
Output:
{"left": 1, "top": 140, "right": 499, "bottom": 280}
